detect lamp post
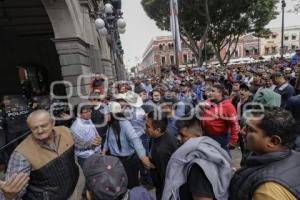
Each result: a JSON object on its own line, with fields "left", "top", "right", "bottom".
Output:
{"left": 95, "top": 1, "right": 126, "bottom": 80}
{"left": 281, "top": 0, "right": 286, "bottom": 59}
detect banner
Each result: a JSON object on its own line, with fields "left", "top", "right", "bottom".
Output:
{"left": 170, "top": 0, "right": 182, "bottom": 52}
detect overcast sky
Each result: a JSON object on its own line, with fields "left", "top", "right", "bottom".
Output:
{"left": 120, "top": 0, "right": 300, "bottom": 68}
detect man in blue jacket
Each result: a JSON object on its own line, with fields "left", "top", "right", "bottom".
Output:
{"left": 291, "top": 48, "right": 300, "bottom": 66}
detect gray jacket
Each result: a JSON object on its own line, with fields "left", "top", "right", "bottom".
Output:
{"left": 162, "top": 136, "right": 234, "bottom": 200}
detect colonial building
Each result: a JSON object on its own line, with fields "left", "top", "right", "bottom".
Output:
{"left": 260, "top": 32, "right": 281, "bottom": 55}
{"left": 140, "top": 36, "right": 195, "bottom": 76}
{"left": 218, "top": 26, "right": 300, "bottom": 63}
{"left": 224, "top": 34, "right": 260, "bottom": 59}
{"left": 0, "top": 0, "right": 125, "bottom": 104}
{"left": 260, "top": 26, "right": 300, "bottom": 55}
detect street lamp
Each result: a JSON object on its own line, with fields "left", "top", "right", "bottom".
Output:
{"left": 96, "top": 3, "right": 126, "bottom": 35}
{"left": 95, "top": 1, "right": 126, "bottom": 80}
{"left": 281, "top": 0, "right": 286, "bottom": 59}
{"left": 104, "top": 3, "right": 114, "bottom": 14}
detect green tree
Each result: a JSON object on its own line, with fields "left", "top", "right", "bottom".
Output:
{"left": 289, "top": 0, "right": 300, "bottom": 13}
{"left": 209, "top": 0, "right": 278, "bottom": 65}
{"left": 141, "top": 0, "right": 278, "bottom": 66}
{"left": 142, "top": 0, "right": 210, "bottom": 67}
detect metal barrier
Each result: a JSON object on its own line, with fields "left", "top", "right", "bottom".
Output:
{"left": 0, "top": 131, "right": 30, "bottom": 152}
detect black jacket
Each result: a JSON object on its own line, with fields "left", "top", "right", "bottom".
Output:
{"left": 229, "top": 151, "right": 300, "bottom": 200}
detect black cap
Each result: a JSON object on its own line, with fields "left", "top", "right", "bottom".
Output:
{"left": 83, "top": 155, "right": 128, "bottom": 200}
{"left": 272, "top": 71, "right": 284, "bottom": 77}
{"left": 161, "top": 96, "right": 177, "bottom": 105}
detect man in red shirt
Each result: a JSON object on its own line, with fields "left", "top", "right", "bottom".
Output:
{"left": 201, "top": 84, "right": 240, "bottom": 154}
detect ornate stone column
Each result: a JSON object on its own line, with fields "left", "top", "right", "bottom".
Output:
{"left": 53, "top": 37, "right": 92, "bottom": 105}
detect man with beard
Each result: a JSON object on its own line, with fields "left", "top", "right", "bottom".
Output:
{"left": 229, "top": 107, "right": 300, "bottom": 200}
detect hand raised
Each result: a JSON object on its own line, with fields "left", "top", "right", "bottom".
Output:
{"left": 0, "top": 173, "right": 29, "bottom": 199}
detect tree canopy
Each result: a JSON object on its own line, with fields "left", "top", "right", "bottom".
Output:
{"left": 142, "top": 0, "right": 278, "bottom": 66}
{"left": 290, "top": 0, "right": 300, "bottom": 13}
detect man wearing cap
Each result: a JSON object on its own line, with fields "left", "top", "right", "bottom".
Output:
{"left": 113, "top": 91, "right": 146, "bottom": 140}
{"left": 284, "top": 67, "right": 297, "bottom": 87}
{"left": 262, "top": 74, "right": 276, "bottom": 91}
{"left": 273, "top": 72, "right": 295, "bottom": 108}
{"left": 135, "top": 87, "right": 152, "bottom": 114}
{"left": 291, "top": 48, "right": 300, "bottom": 66}
{"left": 104, "top": 102, "right": 154, "bottom": 188}
{"left": 114, "top": 91, "right": 153, "bottom": 186}
{"left": 83, "top": 155, "right": 153, "bottom": 200}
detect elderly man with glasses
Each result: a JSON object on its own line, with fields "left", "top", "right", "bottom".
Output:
{"left": 0, "top": 110, "right": 79, "bottom": 200}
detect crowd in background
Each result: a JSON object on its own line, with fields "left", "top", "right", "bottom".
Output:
{"left": 0, "top": 49, "right": 300, "bottom": 200}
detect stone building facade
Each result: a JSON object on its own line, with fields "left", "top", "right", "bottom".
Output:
{"left": 260, "top": 26, "right": 300, "bottom": 56}
{"left": 0, "top": 0, "right": 125, "bottom": 104}
{"left": 140, "top": 36, "right": 194, "bottom": 76}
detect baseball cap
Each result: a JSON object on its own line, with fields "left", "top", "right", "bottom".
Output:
{"left": 83, "top": 155, "right": 128, "bottom": 200}
{"left": 272, "top": 71, "right": 284, "bottom": 77}
{"left": 161, "top": 96, "right": 177, "bottom": 105}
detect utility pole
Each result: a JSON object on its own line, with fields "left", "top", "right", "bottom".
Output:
{"left": 281, "top": 0, "right": 286, "bottom": 59}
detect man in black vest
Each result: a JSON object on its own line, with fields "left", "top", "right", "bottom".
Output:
{"left": 229, "top": 106, "right": 300, "bottom": 200}
{"left": 0, "top": 110, "right": 79, "bottom": 200}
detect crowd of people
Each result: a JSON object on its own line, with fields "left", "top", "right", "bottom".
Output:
{"left": 0, "top": 49, "right": 300, "bottom": 200}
